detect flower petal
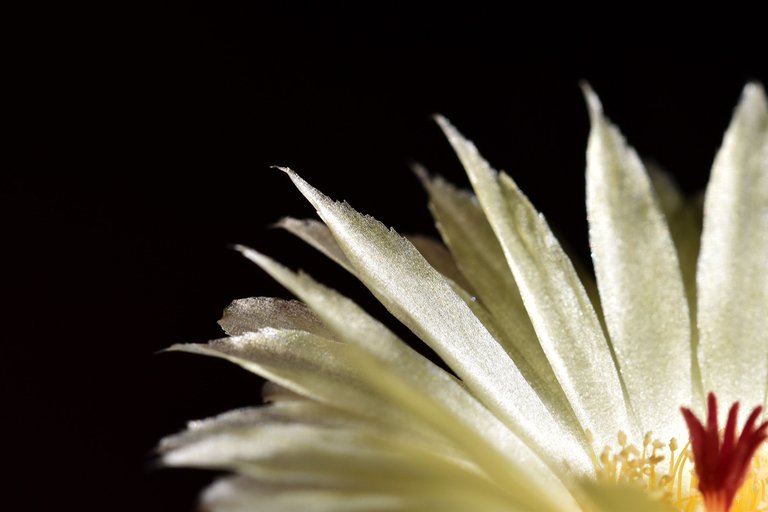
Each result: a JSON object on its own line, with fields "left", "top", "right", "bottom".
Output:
{"left": 237, "top": 247, "right": 582, "bottom": 503}
{"left": 647, "top": 163, "right": 704, "bottom": 406}
{"left": 696, "top": 83, "right": 768, "bottom": 416}
{"left": 417, "top": 167, "right": 582, "bottom": 433}
{"left": 277, "top": 169, "right": 591, "bottom": 474}
{"left": 436, "top": 115, "right": 636, "bottom": 448}
{"left": 219, "top": 297, "right": 334, "bottom": 338}
{"left": 579, "top": 480, "right": 676, "bottom": 512}
{"left": 405, "top": 234, "right": 474, "bottom": 292}
{"left": 275, "top": 217, "right": 354, "bottom": 272}
{"left": 164, "top": 405, "right": 546, "bottom": 511}
{"left": 167, "top": 330, "right": 388, "bottom": 414}
{"left": 277, "top": 217, "right": 474, "bottom": 291}
{"left": 583, "top": 86, "right": 691, "bottom": 437}
{"left": 201, "top": 476, "right": 523, "bottom": 512}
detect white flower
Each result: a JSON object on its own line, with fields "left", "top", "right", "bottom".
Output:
{"left": 160, "top": 83, "right": 767, "bottom": 512}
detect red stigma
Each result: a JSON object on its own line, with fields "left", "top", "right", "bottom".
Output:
{"left": 681, "top": 392, "right": 768, "bottom": 512}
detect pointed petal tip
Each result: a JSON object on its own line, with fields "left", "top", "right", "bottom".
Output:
{"left": 409, "top": 162, "right": 432, "bottom": 189}
{"left": 434, "top": 114, "right": 458, "bottom": 138}
{"left": 232, "top": 243, "right": 250, "bottom": 255}
{"left": 579, "top": 81, "right": 604, "bottom": 122}
{"left": 270, "top": 165, "right": 293, "bottom": 174}
{"left": 270, "top": 216, "right": 293, "bottom": 230}
{"left": 161, "top": 343, "right": 200, "bottom": 355}
{"left": 271, "top": 166, "right": 322, "bottom": 204}
{"left": 234, "top": 244, "right": 271, "bottom": 266}
{"left": 742, "top": 81, "right": 767, "bottom": 110}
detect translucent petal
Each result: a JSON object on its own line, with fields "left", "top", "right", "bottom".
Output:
{"left": 261, "top": 381, "right": 309, "bottom": 403}
{"left": 237, "top": 248, "right": 581, "bottom": 503}
{"left": 418, "top": 168, "right": 582, "bottom": 434}
{"left": 164, "top": 407, "right": 547, "bottom": 511}
{"left": 584, "top": 86, "right": 691, "bottom": 438}
{"left": 167, "top": 330, "right": 392, "bottom": 415}
{"left": 275, "top": 217, "right": 354, "bottom": 272}
{"left": 201, "top": 477, "right": 524, "bottom": 512}
{"left": 278, "top": 217, "right": 474, "bottom": 291}
{"left": 277, "top": 169, "right": 591, "bottom": 474}
{"left": 696, "top": 83, "right": 768, "bottom": 417}
{"left": 647, "top": 164, "right": 704, "bottom": 407}
{"left": 647, "top": 165, "right": 703, "bottom": 309}
{"left": 219, "top": 297, "right": 334, "bottom": 338}
{"left": 436, "top": 115, "right": 636, "bottom": 448}
{"left": 579, "top": 480, "right": 676, "bottom": 512}
{"left": 405, "top": 234, "right": 474, "bottom": 292}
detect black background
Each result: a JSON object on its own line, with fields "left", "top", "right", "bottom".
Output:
{"left": 4, "top": 6, "right": 766, "bottom": 511}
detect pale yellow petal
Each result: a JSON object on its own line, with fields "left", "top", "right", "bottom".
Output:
{"left": 277, "top": 169, "right": 591, "bottom": 475}
{"left": 166, "top": 419, "right": 538, "bottom": 511}
{"left": 278, "top": 216, "right": 474, "bottom": 292}
{"left": 167, "top": 330, "right": 395, "bottom": 420}
{"left": 201, "top": 476, "right": 525, "bottom": 512}
{"left": 237, "top": 247, "right": 581, "bottom": 505}
{"left": 275, "top": 217, "right": 354, "bottom": 272}
{"left": 578, "top": 480, "right": 676, "bottom": 512}
{"left": 584, "top": 86, "right": 691, "bottom": 437}
{"left": 405, "top": 234, "right": 475, "bottom": 292}
{"left": 261, "top": 381, "right": 308, "bottom": 403}
{"left": 436, "top": 115, "right": 636, "bottom": 448}
{"left": 647, "top": 163, "right": 704, "bottom": 406}
{"left": 219, "top": 297, "right": 333, "bottom": 338}
{"left": 418, "top": 167, "right": 582, "bottom": 433}
{"left": 696, "top": 83, "right": 768, "bottom": 416}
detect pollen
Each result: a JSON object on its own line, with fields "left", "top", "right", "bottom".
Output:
{"left": 589, "top": 393, "right": 768, "bottom": 512}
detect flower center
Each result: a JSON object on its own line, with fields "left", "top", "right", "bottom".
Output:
{"left": 589, "top": 393, "right": 768, "bottom": 512}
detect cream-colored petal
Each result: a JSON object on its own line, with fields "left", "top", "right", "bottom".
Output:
{"left": 578, "top": 480, "right": 676, "bottom": 512}
{"left": 277, "top": 217, "right": 474, "bottom": 291}
{"left": 696, "top": 83, "right": 768, "bottom": 416}
{"left": 405, "top": 234, "right": 475, "bottom": 292}
{"left": 202, "top": 477, "right": 406, "bottom": 512}
{"left": 275, "top": 217, "right": 354, "bottom": 272}
{"left": 201, "top": 477, "right": 524, "bottom": 512}
{"left": 647, "top": 164, "right": 704, "bottom": 407}
{"left": 168, "top": 330, "right": 391, "bottom": 414}
{"left": 418, "top": 168, "right": 582, "bottom": 433}
{"left": 219, "top": 297, "right": 334, "bottom": 338}
{"left": 277, "top": 169, "right": 591, "bottom": 474}
{"left": 159, "top": 402, "right": 375, "bottom": 454}
{"left": 647, "top": 165, "right": 703, "bottom": 308}
{"left": 166, "top": 421, "right": 537, "bottom": 511}
{"left": 261, "top": 381, "right": 308, "bottom": 403}
{"left": 436, "top": 116, "right": 636, "bottom": 448}
{"left": 584, "top": 87, "right": 691, "bottom": 437}
{"left": 238, "top": 247, "right": 582, "bottom": 503}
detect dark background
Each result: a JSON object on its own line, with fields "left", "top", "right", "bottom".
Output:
{"left": 4, "top": 6, "right": 766, "bottom": 511}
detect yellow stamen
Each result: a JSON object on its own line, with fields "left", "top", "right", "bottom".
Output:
{"left": 590, "top": 434, "right": 768, "bottom": 511}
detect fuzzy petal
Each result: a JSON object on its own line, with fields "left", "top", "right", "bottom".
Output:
{"left": 584, "top": 86, "right": 691, "bottom": 437}
{"left": 405, "top": 234, "right": 475, "bottom": 292}
{"left": 647, "top": 164, "right": 704, "bottom": 407}
{"left": 219, "top": 297, "right": 334, "bottom": 338}
{"left": 237, "top": 247, "right": 581, "bottom": 505}
{"left": 436, "top": 115, "right": 636, "bottom": 448}
{"left": 696, "top": 83, "right": 768, "bottom": 417}
{"left": 275, "top": 217, "right": 354, "bottom": 272}
{"left": 418, "top": 167, "right": 582, "bottom": 433}
{"left": 277, "top": 169, "right": 591, "bottom": 474}
{"left": 579, "top": 480, "right": 676, "bottom": 512}
{"left": 200, "top": 476, "right": 523, "bottom": 512}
